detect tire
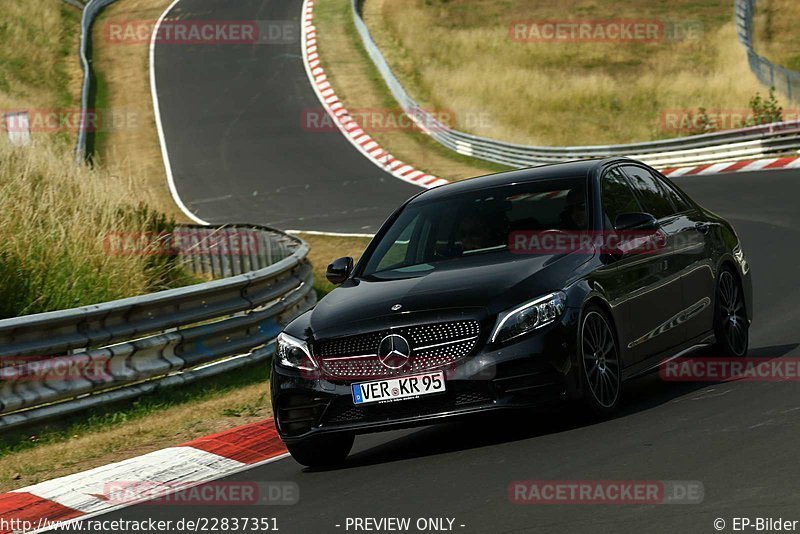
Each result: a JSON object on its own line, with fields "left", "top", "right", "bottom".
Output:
{"left": 286, "top": 433, "right": 354, "bottom": 468}
{"left": 578, "top": 304, "right": 622, "bottom": 416}
{"left": 713, "top": 267, "right": 749, "bottom": 358}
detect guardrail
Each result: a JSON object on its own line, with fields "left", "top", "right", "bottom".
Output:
{"left": 735, "top": 0, "right": 800, "bottom": 103}
{"left": 62, "top": 0, "right": 86, "bottom": 10}
{"left": 350, "top": 0, "right": 800, "bottom": 168}
{"left": 175, "top": 225, "right": 293, "bottom": 279}
{"left": 75, "top": 0, "right": 120, "bottom": 162}
{"left": 0, "top": 225, "right": 315, "bottom": 430}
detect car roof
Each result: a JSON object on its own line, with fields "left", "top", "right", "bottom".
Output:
{"left": 411, "top": 157, "right": 631, "bottom": 203}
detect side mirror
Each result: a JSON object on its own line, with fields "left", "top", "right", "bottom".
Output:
{"left": 326, "top": 257, "right": 354, "bottom": 285}
{"left": 614, "top": 212, "right": 658, "bottom": 231}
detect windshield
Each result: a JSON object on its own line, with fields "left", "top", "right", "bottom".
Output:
{"left": 361, "top": 177, "right": 588, "bottom": 277}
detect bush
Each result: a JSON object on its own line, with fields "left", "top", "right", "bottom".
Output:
{"left": 746, "top": 87, "right": 783, "bottom": 126}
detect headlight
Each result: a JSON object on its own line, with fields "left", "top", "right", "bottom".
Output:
{"left": 490, "top": 292, "right": 566, "bottom": 344}
{"left": 276, "top": 333, "right": 318, "bottom": 371}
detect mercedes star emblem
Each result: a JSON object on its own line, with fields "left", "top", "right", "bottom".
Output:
{"left": 377, "top": 334, "right": 411, "bottom": 369}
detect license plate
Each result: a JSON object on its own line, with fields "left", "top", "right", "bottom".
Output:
{"left": 351, "top": 371, "right": 446, "bottom": 405}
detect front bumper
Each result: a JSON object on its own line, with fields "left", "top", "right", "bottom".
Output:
{"left": 271, "top": 309, "right": 581, "bottom": 443}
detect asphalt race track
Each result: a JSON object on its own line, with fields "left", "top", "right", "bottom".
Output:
{"left": 153, "top": 0, "right": 421, "bottom": 233}
{"left": 74, "top": 168, "right": 800, "bottom": 533}
{"left": 110, "top": 0, "right": 800, "bottom": 532}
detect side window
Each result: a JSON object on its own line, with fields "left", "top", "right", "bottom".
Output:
{"left": 656, "top": 174, "right": 693, "bottom": 213}
{"left": 621, "top": 165, "right": 676, "bottom": 220}
{"left": 600, "top": 168, "right": 642, "bottom": 229}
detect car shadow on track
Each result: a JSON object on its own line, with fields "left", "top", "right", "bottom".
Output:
{"left": 308, "top": 343, "right": 798, "bottom": 472}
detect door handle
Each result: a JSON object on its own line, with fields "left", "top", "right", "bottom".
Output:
{"left": 694, "top": 222, "right": 710, "bottom": 234}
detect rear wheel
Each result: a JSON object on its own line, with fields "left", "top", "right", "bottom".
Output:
{"left": 713, "top": 268, "right": 749, "bottom": 357}
{"left": 579, "top": 305, "right": 621, "bottom": 416}
{"left": 286, "top": 433, "right": 354, "bottom": 468}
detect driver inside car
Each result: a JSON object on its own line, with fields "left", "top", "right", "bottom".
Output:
{"left": 457, "top": 205, "right": 509, "bottom": 253}
{"left": 559, "top": 188, "right": 588, "bottom": 230}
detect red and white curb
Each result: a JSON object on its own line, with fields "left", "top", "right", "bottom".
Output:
{"left": 660, "top": 155, "right": 800, "bottom": 177}
{"left": 300, "top": 0, "right": 447, "bottom": 189}
{"left": 0, "top": 420, "right": 288, "bottom": 533}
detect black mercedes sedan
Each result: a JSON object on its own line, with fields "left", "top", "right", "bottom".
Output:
{"left": 272, "top": 157, "right": 752, "bottom": 467}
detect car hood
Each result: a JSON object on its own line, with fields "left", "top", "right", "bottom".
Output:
{"left": 308, "top": 252, "right": 592, "bottom": 339}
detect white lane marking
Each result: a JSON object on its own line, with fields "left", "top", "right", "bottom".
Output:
{"left": 27, "top": 452, "right": 291, "bottom": 534}
{"left": 150, "top": 0, "right": 209, "bottom": 225}
{"left": 286, "top": 229, "right": 375, "bottom": 238}
{"left": 15, "top": 447, "right": 244, "bottom": 514}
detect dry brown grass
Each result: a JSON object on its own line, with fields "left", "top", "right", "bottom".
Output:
{"left": 0, "top": 0, "right": 81, "bottom": 146}
{"left": 0, "top": 0, "right": 73, "bottom": 108}
{"left": 0, "top": 139, "right": 199, "bottom": 316}
{"left": 364, "top": 0, "right": 792, "bottom": 146}
{"left": 752, "top": 0, "right": 800, "bottom": 72}
{"left": 0, "top": 381, "right": 273, "bottom": 492}
{"left": 91, "top": 0, "right": 183, "bottom": 219}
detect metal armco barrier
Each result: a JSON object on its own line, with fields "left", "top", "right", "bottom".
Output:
{"left": 175, "top": 225, "right": 293, "bottom": 279}
{"left": 76, "top": 0, "right": 120, "bottom": 162}
{"left": 351, "top": 0, "right": 800, "bottom": 168}
{"left": 62, "top": 0, "right": 87, "bottom": 10}
{"left": 735, "top": 0, "right": 800, "bottom": 103}
{"left": 0, "top": 225, "right": 315, "bottom": 430}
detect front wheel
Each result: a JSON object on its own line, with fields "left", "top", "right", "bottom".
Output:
{"left": 286, "top": 433, "right": 354, "bottom": 468}
{"left": 578, "top": 305, "right": 621, "bottom": 416}
{"left": 713, "top": 268, "right": 749, "bottom": 357}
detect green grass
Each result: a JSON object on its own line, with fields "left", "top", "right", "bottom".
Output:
{"left": 0, "top": 1, "right": 79, "bottom": 109}
{"left": 91, "top": 69, "right": 111, "bottom": 158}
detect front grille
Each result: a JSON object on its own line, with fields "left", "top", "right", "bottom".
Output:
{"left": 324, "top": 387, "right": 493, "bottom": 424}
{"left": 314, "top": 320, "right": 480, "bottom": 379}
